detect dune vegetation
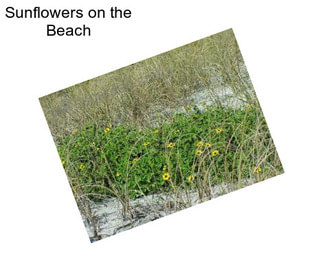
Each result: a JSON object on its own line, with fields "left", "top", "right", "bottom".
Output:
{"left": 40, "top": 29, "right": 283, "bottom": 240}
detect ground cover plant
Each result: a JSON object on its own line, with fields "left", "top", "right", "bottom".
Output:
{"left": 40, "top": 29, "right": 283, "bottom": 241}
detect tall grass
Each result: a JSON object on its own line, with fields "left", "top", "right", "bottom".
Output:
{"left": 40, "top": 29, "right": 255, "bottom": 140}
{"left": 39, "top": 29, "right": 283, "bottom": 239}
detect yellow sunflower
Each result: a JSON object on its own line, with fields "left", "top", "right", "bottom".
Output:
{"left": 187, "top": 175, "right": 195, "bottom": 182}
{"left": 196, "top": 141, "right": 204, "bottom": 147}
{"left": 162, "top": 172, "right": 170, "bottom": 181}
{"left": 196, "top": 150, "right": 203, "bottom": 156}
{"left": 254, "top": 166, "right": 261, "bottom": 174}
{"left": 215, "top": 128, "right": 223, "bottom": 134}
{"left": 167, "top": 142, "right": 175, "bottom": 148}
{"left": 211, "top": 150, "right": 219, "bottom": 157}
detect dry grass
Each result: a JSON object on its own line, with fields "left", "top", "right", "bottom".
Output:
{"left": 40, "top": 29, "right": 255, "bottom": 140}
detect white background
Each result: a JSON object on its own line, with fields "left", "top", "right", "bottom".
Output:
{"left": 0, "top": 0, "right": 322, "bottom": 270}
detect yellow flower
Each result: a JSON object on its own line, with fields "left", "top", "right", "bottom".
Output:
{"left": 205, "top": 143, "right": 212, "bottom": 148}
{"left": 211, "top": 150, "right": 219, "bottom": 157}
{"left": 185, "top": 106, "right": 191, "bottom": 111}
{"left": 196, "top": 150, "right": 203, "bottom": 156}
{"left": 104, "top": 126, "right": 111, "bottom": 133}
{"left": 162, "top": 172, "right": 170, "bottom": 181}
{"left": 62, "top": 160, "right": 66, "bottom": 166}
{"left": 79, "top": 164, "right": 85, "bottom": 171}
{"left": 246, "top": 104, "right": 251, "bottom": 110}
{"left": 91, "top": 142, "right": 96, "bottom": 147}
{"left": 72, "top": 129, "right": 78, "bottom": 135}
{"left": 196, "top": 141, "right": 204, "bottom": 147}
{"left": 254, "top": 166, "right": 261, "bottom": 174}
{"left": 143, "top": 142, "right": 150, "bottom": 146}
{"left": 187, "top": 175, "right": 195, "bottom": 182}
{"left": 167, "top": 142, "right": 175, "bottom": 148}
{"left": 132, "top": 158, "right": 138, "bottom": 164}
{"left": 154, "top": 129, "right": 159, "bottom": 134}
{"left": 116, "top": 172, "right": 121, "bottom": 177}
{"left": 163, "top": 165, "right": 167, "bottom": 171}
{"left": 215, "top": 128, "right": 223, "bottom": 134}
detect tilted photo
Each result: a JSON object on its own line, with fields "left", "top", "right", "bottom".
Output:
{"left": 39, "top": 29, "right": 283, "bottom": 242}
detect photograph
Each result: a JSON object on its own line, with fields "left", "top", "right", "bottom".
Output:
{"left": 39, "top": 29, "right": 283, "bottom": 242}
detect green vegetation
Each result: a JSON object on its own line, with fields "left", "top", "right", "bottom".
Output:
{"left": 39, "top": 29, "right": 283, "bottom": 230}
{"left": 58, "top": 104, "right": 282, "bottom": 204}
